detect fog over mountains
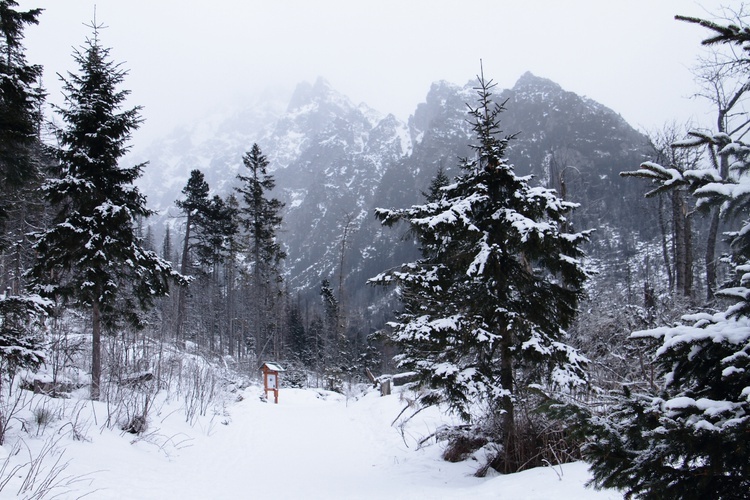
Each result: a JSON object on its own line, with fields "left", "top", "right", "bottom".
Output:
{"left": 134, "top": 72, "right": 653, "bottom": 306}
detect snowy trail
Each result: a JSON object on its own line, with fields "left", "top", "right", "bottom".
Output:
{"left": 158, "top": 389, "right": 475, "bottom": 500}
{"left": 49, "top": 387, "right": 622, "bottom": 499}
{"left": 177, "top": 390, "right": 404, "bottom": 499}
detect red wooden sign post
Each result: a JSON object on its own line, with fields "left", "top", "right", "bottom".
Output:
{"left": 260, "top": 362, "right": 284, "bottom": 404}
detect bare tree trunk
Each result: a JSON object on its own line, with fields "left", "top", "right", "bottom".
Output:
{"left": 227, "top": 261, "right": 235, "bottom": 357}
{"left": 499, "top": 338, "right": 516, "bottom": 473}
{"left": 705, "top": 151, "right": 727, "bottom": 302}
{"left": 658, "top": 194, "right": 674, "bottom": 292}
{"left": 702, "top": 71, "right": 736, "bottom": 300}
{"left": 175, "top": 215, "right": 192, "bottom": 344}
{"left": 91, "top": 299, "right": 101, "bottom": 401}
{"left": 673, "top": 189, "right": 691, "bottom": 298}
{"left": 684, "top": 204, "right": 693, "bottom": 299}
{"left": 706, "top": 211, "right": 719, "bottom": 301}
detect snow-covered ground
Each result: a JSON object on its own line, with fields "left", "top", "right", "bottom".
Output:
{"left": 0, "top": 385, "right": 623, "bottom": 499}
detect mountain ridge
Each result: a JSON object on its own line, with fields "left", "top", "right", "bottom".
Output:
{"left": 132, "top": 72, "right": 651, "bottom": 306}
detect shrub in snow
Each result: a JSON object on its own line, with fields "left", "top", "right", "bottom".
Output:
{"left": 439, "top": 425, "right": 489, "bottom": 463}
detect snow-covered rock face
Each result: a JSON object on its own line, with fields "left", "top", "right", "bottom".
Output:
{"left": 133, "top": 73, "right": 650, "bottom": 305}
{"left": 266, "top": 78, "right": 410, "bottom": 293}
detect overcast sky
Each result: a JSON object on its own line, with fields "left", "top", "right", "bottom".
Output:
{"left": 18, "top": 0, "right": 736, "bottom": 149}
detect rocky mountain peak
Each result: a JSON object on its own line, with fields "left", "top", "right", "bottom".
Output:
{"left": 408, "top": 80, "right": 473, "bottom": 146}
{"left": 512, "top": 71, "right": 563, "bottom": 94}
{"left": 287, "top": 76, "right": 353, "bottom": 115}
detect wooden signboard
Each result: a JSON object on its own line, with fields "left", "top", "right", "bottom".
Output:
{"left": 260, "top": 362, "right": 284, "bottom": 404}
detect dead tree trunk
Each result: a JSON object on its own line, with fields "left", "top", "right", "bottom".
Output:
{"left": 673, "top": 188, "right": 692, "bottom": 298}
{"left": 91, "top": 299, "right": 101, "bottom": 401}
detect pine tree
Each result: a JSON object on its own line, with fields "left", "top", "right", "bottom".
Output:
{"left": 162, "top": 225, "right": 173, "bottom": 262}
{"left": 174, "top": 169, "right": 210, "bottom": 343}
{"left": 236, "top": 144, "right": 285, "bottom": 270}
{"left": 0, "top": 293, "right": 47, "bottom": 380}
{"left": 580, "top": 14, "right": 750, "bottom": 499}
{"left": 197, "top": 194, "right": 238, "bottom": 270}
{"left": 0, "top": 0, "right": 46, "bottom": 300}
{"left": 223, "top": 193, "right": 242, "bottom": 356}
{"left": 319, "top": 277, "right": 343, "bottom": 383}
{"left": 370, "top": 71, "right": 590, "bottom": 472}
{"left": 29, "top": 22, "right": 184, "bottom": 400}
{"left": 0, "top": 0, "right": 43, "bottom": 232}
{"left": 174, "top": 173, "right": 241, "bottom": 351}
{"left": 199, "top": 194, "right": 239, "bottom": 351}
{"left": 236, "top": 144, "right": 285, "bottom": 363}
{"left": 286, "top": 300, "right": 308, "bottom": 364}
{"left": 0, "top": 2, "right": 47, "bottom": 395}
{"left": 422, "top": 164, "right": 449, "bottom": 203}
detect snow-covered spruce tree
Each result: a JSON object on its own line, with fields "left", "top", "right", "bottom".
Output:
{"left": 0, "top": 292, "right": 47, "bottom": 375}
{"left": 28, "top": 23, "right": 184, "bottom": 400}
{"left": 0, "top": 1, "right": 48, "bottom": 400}
{"left": 235, "top": 144, "right": 285, "bottom": 363}
{"left": 0, "top": 0, "right": 48, "bottom": 300}
{"left": 0, "top": 0, "right": 44, "bottom": 233}
{"left": 370, "top": 72, "right": 590, "bottom": 473}
{"left": 580, "top": 16, "right": 750, "bottom": 500}
{"left": 236, "top": 144, "right": 285, "bottom": 276}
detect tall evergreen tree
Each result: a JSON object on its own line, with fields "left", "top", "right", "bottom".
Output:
{"left": 162, "top": 225, "right": 173, "bottom": 262}
{"left": 370, "top": 71, "right": 590, "bottom": 472}
{"left": 197, "top": 194, "right": 239, "bottom": 270}
{"left": 199, "top": 194, "right": 239, "bottom": 351}
{"left": 223, "top": 193, "right": 243, "bottom": 356}
{"left": 0, "top": 0, "right": 43, "bottom": 232}
{"left": 154, "top": 225, "right": 177, "bottom": 341}
{"left": 0, "top": 3, "right": 49, "bottom": 425}
{"left": 581, "top": 14, "right": 750, "bottom": 498}
{"left": 320, "top": 277, "right": 342, "bottom": 374}
{"left": 236, "top": 144, "right": 285, "bottom": 363}
{"left": 174, "top": 169, "right": 210, "bottom": 343}
{"left": 0, "top": 0, "right": 46, "bottom": 300}
{"left": 236, "top": 144, "right": 285, "bottom": 270}
{"left": 174, "top": 173, "right": 240, "bottom": 351}
{"left": 286, "top": 297, "right": 308, "bottom": 364}
{"left": 29, "top": 22, "right": 184, "bottom": 400}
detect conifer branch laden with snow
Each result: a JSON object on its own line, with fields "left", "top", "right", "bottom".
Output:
{"left": 583, "top": 11, "right": 750, "bottom": 499}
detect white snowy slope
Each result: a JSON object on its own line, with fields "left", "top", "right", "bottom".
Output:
{"left": 0, "top": 386, "right": 623, "bottom": 499}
